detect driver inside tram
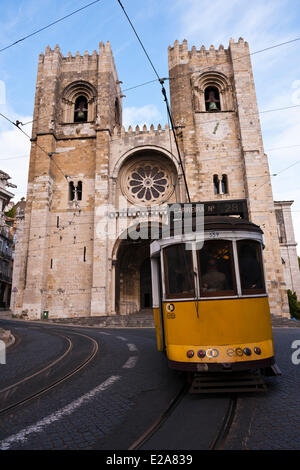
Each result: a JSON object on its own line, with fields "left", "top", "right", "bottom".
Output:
{"left": 202, "top": 258, "right": 227, "bottom": 292}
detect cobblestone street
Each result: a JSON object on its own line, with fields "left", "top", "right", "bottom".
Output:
{"left": 0, "top": 317, "right": 299, "bottom": 450}
{"left": 225, "top": 327, "right": 300, "bottom": 449}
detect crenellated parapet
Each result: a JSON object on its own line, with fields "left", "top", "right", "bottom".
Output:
{"left": 112, "top": 123, "right": 170, "bottom": 138}
{"left": 110, "top": 122, "right": 179, "bottom": 180}
{"left": 38, "top": 41, "right": 118, "bottom": 77}
{"left": 168, "top": 37, "right": 249, "bottom": 69}
{"left": 32, "top": 41, "right": 122, "bottom": 137}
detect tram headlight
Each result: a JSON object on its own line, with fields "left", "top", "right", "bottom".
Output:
{"left": 197, "top": 350, "right": 206, "bottom": 358}
{"left": 243, "top": 347, "right": 252, "bottom": 356}
{"left": 254, "top": 347, "right": 261, "bottom": 355}
{"left": 187, "top": 350, "right": 194, "bottom": 358}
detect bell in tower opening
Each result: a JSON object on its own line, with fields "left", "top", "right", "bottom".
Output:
{"left": 74, "top": 96, "right": 88, "bottom": 122}
{"left": 205, "top": 86, "right": 220, "bottom": 111}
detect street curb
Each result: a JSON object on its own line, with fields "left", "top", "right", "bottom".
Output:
{"left": 0, "top": 317, "right": 154, "bottom": 330}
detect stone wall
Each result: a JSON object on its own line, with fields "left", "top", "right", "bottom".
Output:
{"left": 12, "top": 37, "right": 297, "bottom": 319}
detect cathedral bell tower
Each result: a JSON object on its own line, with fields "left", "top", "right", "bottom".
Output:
{"left": 16, "top": 42, "right": 122, "bottom": 318}
{"left": 168, "top": 37, "right": 289, "bottom": 316}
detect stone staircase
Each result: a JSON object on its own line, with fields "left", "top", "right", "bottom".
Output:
{"left": 271, "top": 314, "right": 300, "bottom": 328}
{"left": 46, "top": 312, "right": 298, "bottom": 329}
{"left": 46, "top": 309, "right": 155, "bottom": 328}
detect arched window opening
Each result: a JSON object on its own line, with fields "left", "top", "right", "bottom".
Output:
{"left": 205, "top": 86, "right": 220, "bottom": 112}
{"left": 62, "top": 81, "right": 97, "bottom": 123}
{"left": 74, "top": 96, "right": 88, "bottom": 123}
{"left": 69, "top": 181, "right": 83, "bottom": 202}
{"left": 213, "top": 175, "right": 220, "bottom": 195}
{"left": 221, "top": 174, "right": 228, "bottom": 194}
{"left": 77, "top": 181, "right": 82, "bottom": 201}
{"left": 69, "top": 181, "right": 76, "bottom": 201}
{"left": 115, "top": 98, "right": 120, "bottom": 126}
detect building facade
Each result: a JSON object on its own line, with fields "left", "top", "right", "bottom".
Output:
{"left": 12, "top": 38, "right": 298, "bottom": 319}
{"left": 275, "top": 201, "right": 300, "bottom": 297}
{"left": 0, "top": 171, "right": 16, "bottom": 309}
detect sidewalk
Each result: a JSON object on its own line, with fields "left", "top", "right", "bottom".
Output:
{"left": 271, "top": 314, "right": 300, "bottom": 328}
{"left": 0, "top": 310, "right": 13, "bottom": 320}
{"left": 1, "top": 309, "right": 299, "bottom": 329}
{"left": 0, "top": 309, "right": 155, "bottom": 328}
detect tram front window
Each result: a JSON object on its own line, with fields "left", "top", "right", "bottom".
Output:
{"left": 237, "top": 240, "right": 265, "bottom": 294}
{"left": 198, "top": 240, "right": 236, "bottom": 296}
{"left": 164, "top": 244, "right": 194, "bottom": 298}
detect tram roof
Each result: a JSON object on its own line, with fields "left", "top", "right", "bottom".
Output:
{"left": 202, "top": 216, "right": 263, "bottom": 232}
{"left": 162, "top": 215, "right": 263, "bottom": 238}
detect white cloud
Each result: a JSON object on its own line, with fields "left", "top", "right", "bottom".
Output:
{"left": 0, "top": 105, "right": 31, "bottom": 202}
{"left": 0, "top": 102, "right": 164, "bottom": 203}
{"left": 123, "top": 104, "right": 164, "bottom": 129}
{"left": 173, "top": 0, "right": 293, "bottom": 49}
{"left": 258, "top": 80, "right": 300, "bottom": 253}
{"left": 173, "top": 0, "right": 300, "bottom": 253}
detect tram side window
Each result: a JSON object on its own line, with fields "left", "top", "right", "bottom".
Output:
{"left": 237, "top": 240, "right": 265, "bottom": 294}
{"left": 164, "top": 244, "right": 195, "bottom": 298}
{"left": 198, "top": 240, "right": 236, "bottom": 296}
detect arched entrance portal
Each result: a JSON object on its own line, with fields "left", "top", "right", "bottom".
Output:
{"left": 140, "top": 258, "right": 152, "bottom": 309}
{"left": 115, "top": 238, "right": 153, "bottom": 315}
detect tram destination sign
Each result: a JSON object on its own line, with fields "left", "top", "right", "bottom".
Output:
{"left": 168, "top": 199, "right": 249, "bottom": 224}
{"left": 203, "top": 199, "right": 249, "bottom": 219}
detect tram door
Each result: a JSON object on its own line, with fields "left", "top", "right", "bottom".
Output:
{"left": 140, "top": 258, "right": 152, "bottom": 309}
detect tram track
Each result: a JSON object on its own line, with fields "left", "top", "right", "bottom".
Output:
{"left": 0, "top": 332, "right": 72, "bottom": 395}
{"left": 129, "top": 379, "right": 238, "bottom": 451}
{"left": 128, "top": 382, "right": 189, "bottom": 450}
{"left": 0, "top": 328, "right": 98, "bottom": 417}
{"left": 209, "top": 394, "right": 237, "bottom": 450}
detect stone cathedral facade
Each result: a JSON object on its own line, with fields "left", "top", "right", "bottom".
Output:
{"left": 12, "top": 37, "right": 300, "bottom": 319}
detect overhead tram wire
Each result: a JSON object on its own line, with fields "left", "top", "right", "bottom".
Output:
{"left": 0, "top": 0, "right": 102, "bottom": 54}
{"left": 11, "top": 143, "right": 300, "bottom": 239}
{"left": 0, "top": 0, "right": 298, "bottom": 104}
{"left": 19, "top": 101, "right": 300, "bottom": 135}
{"left": 2, "top": 4, "right": 299, "bottom": 213}
{"left": 13, "top": 151, "right": 300, "bottom": 248}
{"left": 116, "top": 0, "right": 191, "bottom": 203}
{"left": 251, "top": 158, "right": 300, "bottom": 196}
{"left": 113, "top": 2, "right": 300, "bottom": 204}
{"left": 5, "top": 4, "right": 300, "bottom": 200}
{"left": 116, "top": 0, "right": 160, "bottom": 81}
{"left": 121, "top": 35, "right": 300, "bottom": 92}
{"left": 168, "top": 36, "right": 300, "bottom": 83}
{"left": 0, "top": 111, "right": 68, "bottom": 182}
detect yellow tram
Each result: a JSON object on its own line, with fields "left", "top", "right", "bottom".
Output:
{"left": 150, "top": 215, "right": 278, "bottom": 375}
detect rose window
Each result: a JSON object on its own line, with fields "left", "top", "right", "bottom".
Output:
{"left": 123, "top": 162, "right": 173, "bottom": 204}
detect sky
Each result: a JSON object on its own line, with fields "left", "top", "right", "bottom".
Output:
{"left": 0, "top": 0, "right": 299, "bottom": 252}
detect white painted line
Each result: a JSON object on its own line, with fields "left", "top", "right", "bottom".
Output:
{"left": 122, "top": 356, "right": 138, "bottom": 369}
{"left": 0, "top": 375, "right": 120, "bottom": 450}
{"left": 116, "top": 336, "right": 127, "bottom": 341}
{"left": 127, "top": 343, "right": 138, "bottom": 352}
{"left": 98, "top": 332, "right": 111, "bottom": 336}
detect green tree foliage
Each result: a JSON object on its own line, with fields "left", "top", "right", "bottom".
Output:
{"left": 4, "top": 205, "right": 16, "bottom": 218}
{"left": 287, "top": 289, "right": 300, "bottom": 320}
